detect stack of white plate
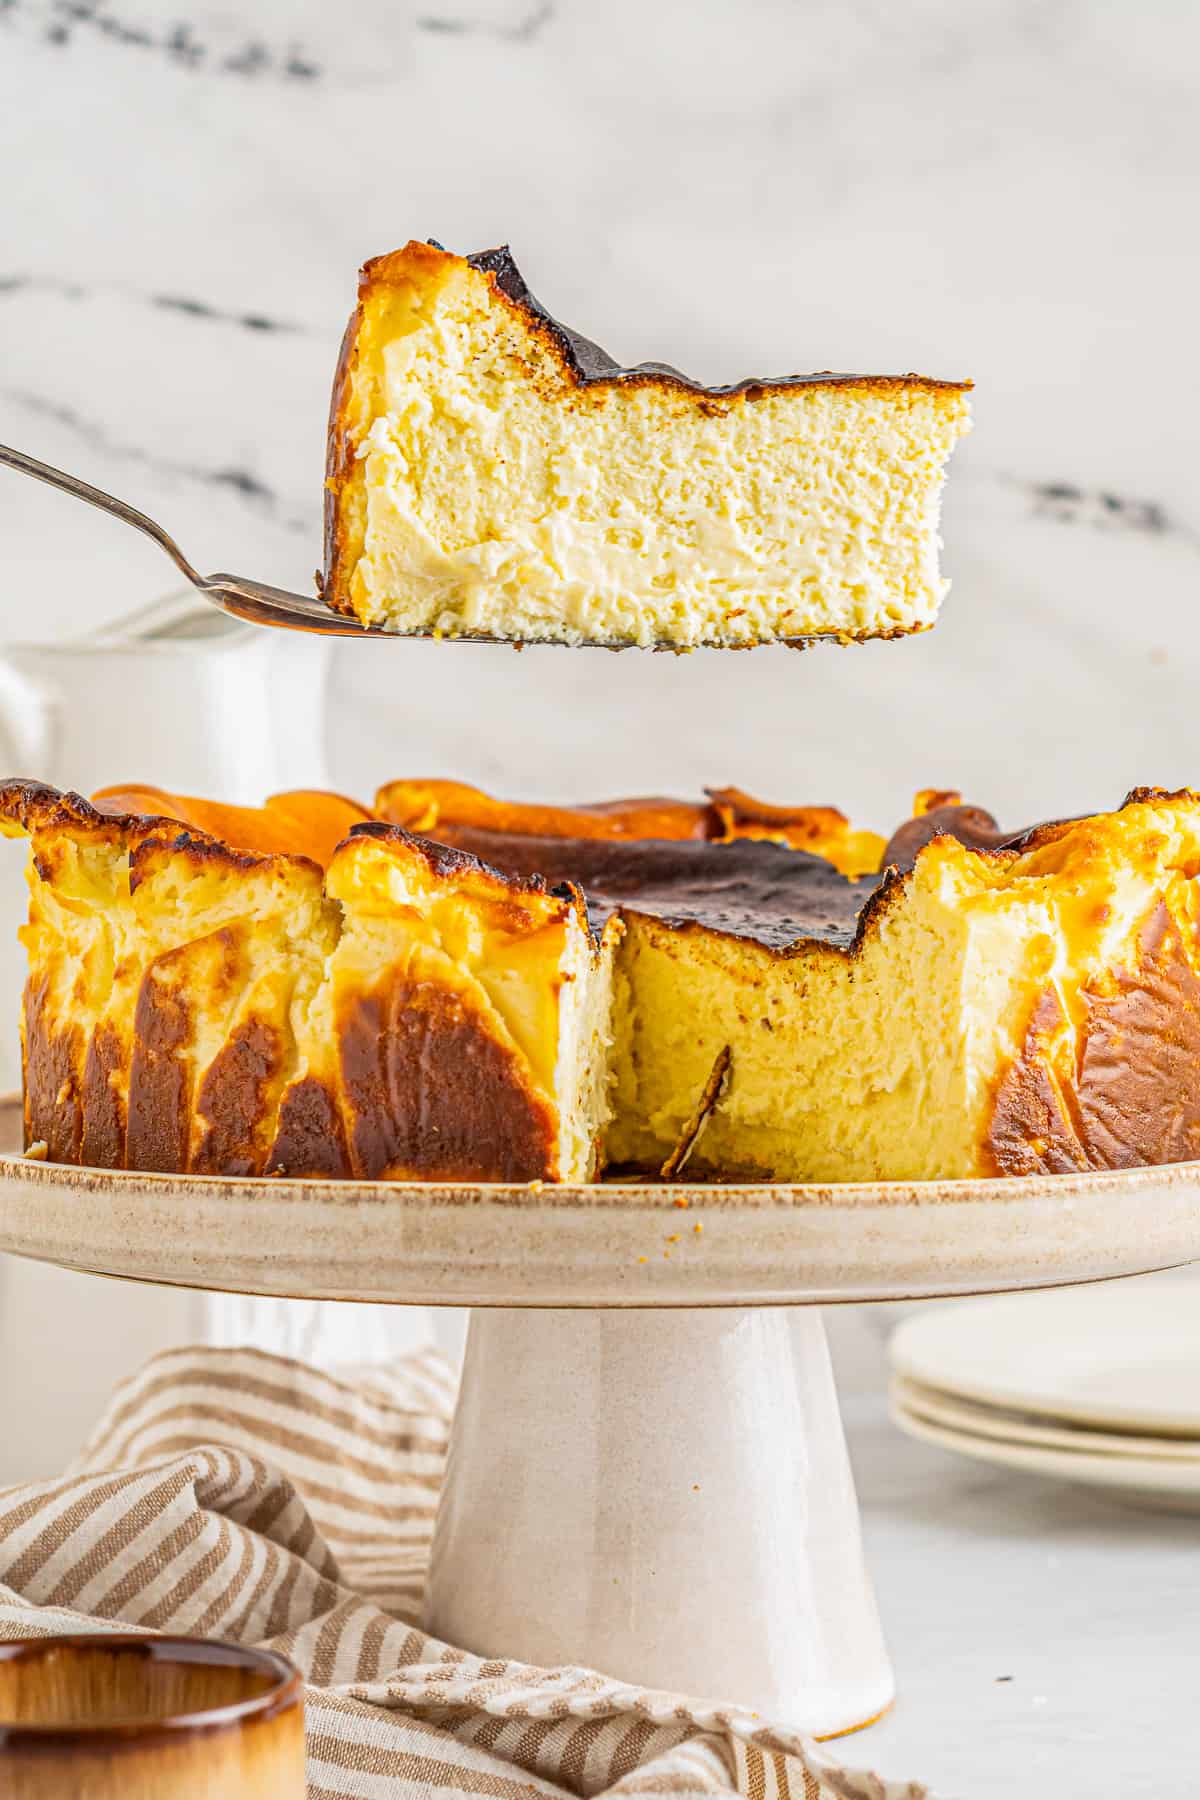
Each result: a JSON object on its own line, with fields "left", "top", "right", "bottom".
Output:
{"left": 888, "top": 1278, "right": 1200, "bottom": 1511}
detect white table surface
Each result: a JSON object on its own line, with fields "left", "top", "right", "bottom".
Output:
{"left": 828, "top": 1274, "right": 1197, "bottom": 1800}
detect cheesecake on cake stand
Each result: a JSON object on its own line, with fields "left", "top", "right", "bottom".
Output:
{"left": 3, "top": 779, "right": 1200, "bottom": 1739}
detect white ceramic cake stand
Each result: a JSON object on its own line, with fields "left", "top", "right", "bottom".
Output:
{"left": 3, "top": 1094, "right": 1199, "bottom": 1739}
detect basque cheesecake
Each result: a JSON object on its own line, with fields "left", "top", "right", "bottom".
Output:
{"left": 5, "top": 778, "right": 1200, "bottom": 1185}
{"left": 323, "top": 241, "right": 972, "bottom": 647}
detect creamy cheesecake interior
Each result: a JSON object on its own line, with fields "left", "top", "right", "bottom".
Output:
{"left": 7, "top": 779, "right": 1200, "bottom": 1184}
{"left": 324, "top": 242, "right": 972, "bottom": 647}
{"left": 608, "top": 820, "right": 1200, "bottom": 1182}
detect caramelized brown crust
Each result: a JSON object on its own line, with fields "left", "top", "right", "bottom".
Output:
{"left": 193, "top": 1018, "right": 287, "bottom": 1178}
{"left": 0, "top": 779, "right": 329, "bottom": 881}
{"left": 4, "top": 780, "right": 579, "bottom": 1184}
{"left": 92, "top": 785, "right": 372, "bottom": 871}
{"left": 0, "top": 779, "right": 117, "bottom": 842}
{"left": 704, "top": 786, "right": 885, "bottom": 877}
{"left": 881, "top": 797, "right": 1009, "bottom": 872}
{"left": 268, "top": 1079, "right": 352, "bottom": 1180}
{"left": 707, "top": 787, "right": 848, "bottom": 839}
{"left": 337, "top": 973, "right": 559, "bottom": 1182}
{"left": 375, "top": 779, "right": 712, "bottom": 844}
{"left": 81, "top": 1025, "right": 124, "bottom": 1169}
{"left": 24, "top": 973, "right": 82, "bottom": 1163}
{"left": 410, "top": 827, "right": 878, "bottom": 952}
{"left": 464, "top": 244, "right": 972, "bottom": 401}
{"left": 986, "top": 900, "right": 1200, "bottom": 1174}
{"left": 126, "top": 949, "right": 193, "bottom": 1173}
{"left": 377, "top": 778, "right": 884, "bottom": 877}
{"left": 323, "top": 286, "right": 367, "bottom": 621}
{"left": 383, "top": 240, "right": 970, "bottom": 391}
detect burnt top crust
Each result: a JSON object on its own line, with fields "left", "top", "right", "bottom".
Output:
{"left": 414, "top": 825, "right": 881, "bottom": 952}
{"left": 9, "top": 777, "right": 1196, "bottom": 967}
{"left": 881, "top": 800, "right": 1105, "bottom": 874}
{"left": 881, "top": 801, "right": 1010, "bottom": 872}
{"left": 462, "top": 244, "right": 971, "bottom": 401}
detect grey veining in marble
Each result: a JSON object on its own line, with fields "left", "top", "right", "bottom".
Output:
{"left": 1, "top": 0, "right": 1197, "bottom": 837}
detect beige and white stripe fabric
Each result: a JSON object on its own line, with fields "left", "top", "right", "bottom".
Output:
{"left": 0, "top": 1345, "right": 926, "bottom": 1800}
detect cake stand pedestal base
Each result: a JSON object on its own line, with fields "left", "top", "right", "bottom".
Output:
{"left": 424, "top": 1306, "right": 892, "bottom": 1737}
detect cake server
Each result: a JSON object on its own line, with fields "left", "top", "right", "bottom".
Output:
{"left": 1, "top": 444, "right": 654, "bottom": 646}
{"left": 0, "top": 442, "right": 393, "bottom": 637}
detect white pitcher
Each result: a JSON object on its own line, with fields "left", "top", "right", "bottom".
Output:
{"left": 0, "top": 589, "right": 335, "bottom": 800}
{"left": 0, "top": 592, "right": 441, "bottom": 1482}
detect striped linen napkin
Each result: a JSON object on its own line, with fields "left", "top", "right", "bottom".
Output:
{"left": 0, "top": 1344, "right": 925, "bottom": 1800}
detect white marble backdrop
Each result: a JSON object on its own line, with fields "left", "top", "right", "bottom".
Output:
{"left": 0, "top": 0, "right": 1197, "bottom": 1534}
{"left": 1, "top": 0, "right": 1197, "bottom": 828}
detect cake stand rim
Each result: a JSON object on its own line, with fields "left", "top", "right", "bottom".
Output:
{"left": 2, "top": 1150, "right": 1199, "bottom": 1306}
{"left": 4, "top": 1148, "right": 1200, "bottom": 1208}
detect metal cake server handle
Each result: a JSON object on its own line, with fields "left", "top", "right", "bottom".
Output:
{"left": 0, "top": 442, "right": 388, "bottom": 638}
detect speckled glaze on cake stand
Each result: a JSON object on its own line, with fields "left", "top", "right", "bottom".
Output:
{"left": 3, "top": 1096, "right": 1200, "bottom": 1737}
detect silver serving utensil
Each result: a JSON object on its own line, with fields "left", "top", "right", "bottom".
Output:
{"left": 0, "top": 442, "right": 387, "bottom": 638}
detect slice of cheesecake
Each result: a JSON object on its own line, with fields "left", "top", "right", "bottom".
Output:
{"left": 324, "top": 241, "right": 972, "bottom": 647}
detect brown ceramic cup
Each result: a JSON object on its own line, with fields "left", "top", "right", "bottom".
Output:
{"left": 0, "top": 1634, "right": 304, "bottom": 1797}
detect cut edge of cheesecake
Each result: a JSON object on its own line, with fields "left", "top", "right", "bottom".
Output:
{"left": 323, "top": 239, "right": 972, "bottom": 648}
{"left": 606, "top": 786, "right": 1200, "bottom": 1181}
